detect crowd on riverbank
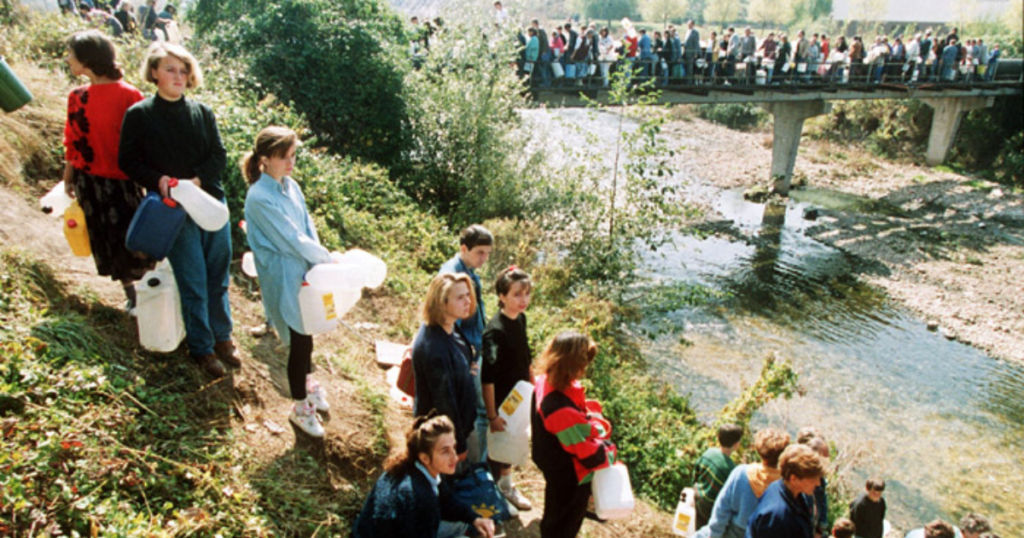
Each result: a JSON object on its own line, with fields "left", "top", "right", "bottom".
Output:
{"left": 406, "top": 5, "right": 1011, "bottom": 88}
{"left": 28, "top": 5, "right": 1016, "bottom": 535}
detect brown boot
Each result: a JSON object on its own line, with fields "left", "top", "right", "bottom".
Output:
{"left": 214, "top": 340, "right": 242, "bottom": 368}
{"left": 195, "top": 353, "right": 226, "bottom": 378}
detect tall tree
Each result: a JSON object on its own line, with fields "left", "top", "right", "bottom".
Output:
{"left": 639, "top": 0, "right": 688, "bottom": 25}
{"left": 848, "top": 0, "right": 888, "bottom": 22}
{"left": 745, "top": 0, "right": 790, "bottom": 30}
{"left": 705, "top": 0, "right": 742, "bottom": 25}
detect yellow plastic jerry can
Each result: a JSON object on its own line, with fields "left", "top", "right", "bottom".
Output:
{"left": 63, "top": 200, "right": 91, "bottom": 257}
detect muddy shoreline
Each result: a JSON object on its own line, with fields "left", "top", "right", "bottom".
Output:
{"left": 665, "top": 114, "right": 1024, "bottom": 365}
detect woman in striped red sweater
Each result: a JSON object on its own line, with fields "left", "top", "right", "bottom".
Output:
{"left": 531, "top": 332, "right": 618, "bottom": 538}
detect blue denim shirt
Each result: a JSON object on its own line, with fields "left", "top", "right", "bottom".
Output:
{"left": 439, "top": 254, "right": 484, "bottom": 359}
{"left": 244, "top": 173, "right": 332, "bottom": 345}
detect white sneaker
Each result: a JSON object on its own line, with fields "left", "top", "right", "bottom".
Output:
{"left": 498, "top": 477, "right": 532, "bottom": 512}
{"left": 306, "top": 380, "right": 330, "bottom": 412}
{"left": 289, "top": 401, "right": 324, "bottom": 438}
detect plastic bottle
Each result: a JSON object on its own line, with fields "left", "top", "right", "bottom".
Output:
{"left": 333, "top": 249, "right": 388, "bottom": 289}
{"left": 125, "top": 192, "right": 186, "bottom": 261}
{"left": 487, "top": 380, "right": 534, "bottom": 465}
{"left": 40, "top": 181, "right": 73, "bottom": 217}
{"left": 168, "top": 178, "right": 229, "bottom": 232}
{"left": 63, "top": 201, "right": 91, "bottom": 257}
{"left": 298, "top": 282, "right": 360, "bottom": 334}
{"left": 672, "top": 487, "right": 697, "bottom": 536}
{"left": 593, "top": 462, "right": 635, "bottom": 520}
{"left": 241, "top": 252, "right": 258, "bottom": 278}
{"left": 135, "top": 261, "right": 186, "bottom": 353}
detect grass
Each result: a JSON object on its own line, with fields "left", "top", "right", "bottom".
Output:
{"left": 0, "top": 248, "right": 381, "bottom": 535}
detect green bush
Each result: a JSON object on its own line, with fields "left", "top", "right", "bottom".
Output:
{"left": 696, "top": 103, "right": 769, "bottom": 131}
{"left": 199, "top": 0, "right": 410, "bottom": 170}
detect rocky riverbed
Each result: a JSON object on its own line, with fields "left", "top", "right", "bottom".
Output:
{"left": 664, "top": 114, "right": 1024, "bottom": 365}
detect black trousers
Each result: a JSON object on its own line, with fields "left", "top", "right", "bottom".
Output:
{"left": 540, "top": 466, "right": 591, "bottom": 538}
{"left": 288, "top": 328, "right": 314, "bottom": 400}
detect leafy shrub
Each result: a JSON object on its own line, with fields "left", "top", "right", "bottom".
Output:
{"left": 199, "top": 0, "right": 410, "bottom": 170}
{"left": 696, "top": 103, "right": 769, "bottom": 131}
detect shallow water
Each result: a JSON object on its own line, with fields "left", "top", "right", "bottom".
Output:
{"left": 526, "top": 108, "right": 1024, "bottom": 534}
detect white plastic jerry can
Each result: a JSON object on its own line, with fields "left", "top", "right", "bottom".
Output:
{"left": 241, "top": 252, "right": 258, "bottom": 278}
{"left": 593, "top": 462, "right": 635, "bottom": 520}
{"left": 487, "top": 380, "right": 534, "bottom": 465}
{"left": 41, "top": 181, "right": 74, "bottom": 216}
{"left": 672, "top": 487, "right": 697, "bottom": 536}
{"left": 298, "top": 282, "right": 360, "bottom": 335}
{"left": 168, "top": 178, "right": 230, "bottom": 232}
{"left": 135, "top": 260, "right": 186, "bottom": 353}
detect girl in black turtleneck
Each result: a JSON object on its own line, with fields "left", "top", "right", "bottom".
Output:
{"left": 119, "top": 42, "right": 238, "bottom": 378}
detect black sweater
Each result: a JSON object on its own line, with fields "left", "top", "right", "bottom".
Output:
{"left": 118, "top": 93, "right": 227, "bottom": 199}
{"left": 481, "top": 312, "right": 532, "bottom": 405}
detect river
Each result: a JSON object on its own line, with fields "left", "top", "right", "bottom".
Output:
{"left": 525, "top": 108, "right": 1024, "bottom": 535}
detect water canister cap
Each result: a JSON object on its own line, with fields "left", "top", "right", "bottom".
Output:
{"left": 168, "top": 177, "right": 179, "bottom": 188}
{"left": 147, "top": 277, "right": 161, "bottom": 287}
{"left": 162, "top": 197, "right": 178, "bottom": 208}
{"left": 42, "top": 206, "right": 53, "bottom": 214}
{"left": 67, "top": 219, "right": 78, "bottom": 228}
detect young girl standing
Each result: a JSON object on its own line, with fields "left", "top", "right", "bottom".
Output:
{"left": 481, "top": 266, "right": 534, "bottom": 511}
{"left": 242, "top": 127, "right": 333, "bottom": 438}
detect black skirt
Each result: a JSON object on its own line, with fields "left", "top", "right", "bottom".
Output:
{"left": 72, "top": 169, "right": 155, "bottom": 282}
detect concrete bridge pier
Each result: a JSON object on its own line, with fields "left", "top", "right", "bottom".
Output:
{"left": 921, "top": 97, "right": 995, "bottom": 166}
{"left": 762, "top": 100, "right": 832, "bottom": 196}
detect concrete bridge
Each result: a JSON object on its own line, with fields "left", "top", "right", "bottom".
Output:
{"left": 530, "top": 60, "right": 1023, "bottom": 195}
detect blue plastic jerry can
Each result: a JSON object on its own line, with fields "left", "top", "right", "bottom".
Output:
{"left": 126, "top": 192, "right": 187, "bottom": 260}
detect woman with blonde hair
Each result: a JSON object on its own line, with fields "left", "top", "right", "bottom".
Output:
{"left": 532, "top": 331, "right": 618, "bottom": 538}
{"left": 119, "top": 42, "right": 237, "bottom": 378}
{"left": 243, "top": 126, "right": 333, "bottom": 437}
{"left": 412, "top": 273, "right": 479, "bottom": 463}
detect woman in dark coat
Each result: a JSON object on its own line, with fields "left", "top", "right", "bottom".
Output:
{"left": 352, "top": 413, "right": 495, "bottom": 538}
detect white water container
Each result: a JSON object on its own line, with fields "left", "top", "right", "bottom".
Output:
{"left": 40, "top": 181, "right": 73, "bottom": 217}
{"left": 671, "top": 487, "right": 697, "bottom": 536}
{"left": 169, "top": 178, "right": 229, "bottom": 232}
{"left": 241, "top": 252, "right": 258, "bottom": 278}
{"left": 298, "top": 263, "right": 362, "bottom": 334}
{"left": 487, "top": 380, "right": 534, "bottom": 465}
{"left": 593, "top": 463, "right": 635, "bottom": 520}
{"left": 136, "top": 261, "right": 185, "bottom": 353}
{"left": 333, "top": 249, "right": 388, "bottom": 289}
{"left": 756, "top": 70, "right": 767, "bottom": 85}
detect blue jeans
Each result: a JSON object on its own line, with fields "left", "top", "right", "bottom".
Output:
{"left": 469, "top": 360, "right": 489, "bottom": 465}
{"left": 167, "top": 216, "right": 233, "bottom": 358}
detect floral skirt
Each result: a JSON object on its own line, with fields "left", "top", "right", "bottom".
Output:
{"left": 72, "top": 169, "right": 155, "bottom": 282}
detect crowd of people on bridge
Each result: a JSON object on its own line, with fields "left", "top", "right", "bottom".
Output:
{"left": 406, "top": 5, "right": 1009, "bottom": 88}
{"left": 54, "top": 9, "right": 1012, "bottom": 537}
{"left": 57, "top": 0, "right": 180, "bottom": 41}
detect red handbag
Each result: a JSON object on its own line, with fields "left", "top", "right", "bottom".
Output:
{"left": 396, "top": 348, "right": 415, "bottom": 397}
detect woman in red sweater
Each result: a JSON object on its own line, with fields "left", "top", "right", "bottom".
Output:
{"left": 531, "top": 331, "right": 618, "bottom": 538}
{"left": 63, "top": 30, "right": 153, "bottom": 311}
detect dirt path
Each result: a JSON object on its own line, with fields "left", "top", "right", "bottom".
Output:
{"left": 666, "top": 117, "right": 1024, "bottom": 365}
{"left": 0, "top": 181, "right": 677, "bottom": 536}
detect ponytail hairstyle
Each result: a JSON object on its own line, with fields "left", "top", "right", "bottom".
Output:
{"left": 384, "top": 411, "right": 455, "bottom": 476}
{"left": 240, "top": 126, "right": 300, "bottom": 184}
{"left": 68, "top": 30, "right": 124, "bottom": 80}
{"left": 494, "top": 265, "right": 531, "bottom": 309}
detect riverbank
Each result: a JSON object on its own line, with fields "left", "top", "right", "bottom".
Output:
{"left": 664, "top": 114, "right": 1024, "bottom": 365}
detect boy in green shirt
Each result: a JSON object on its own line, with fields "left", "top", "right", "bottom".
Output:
{"left": 694, "top": 423, "right": 744, "bottom": 528}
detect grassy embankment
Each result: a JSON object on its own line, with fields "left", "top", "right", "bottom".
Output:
{"left": 1, "top": 9, "right": 803, "bottom": 536}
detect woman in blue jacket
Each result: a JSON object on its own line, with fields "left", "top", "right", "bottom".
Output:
{"left": 242, "top": 126, "right": 333, "bottom": 438}
{"left": 352, "top": 413, "right": 495, "bottom": 538}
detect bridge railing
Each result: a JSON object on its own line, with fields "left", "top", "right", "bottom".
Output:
{"left": 524, "top": 55, "right": 1023, "bottom": 91}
